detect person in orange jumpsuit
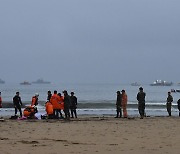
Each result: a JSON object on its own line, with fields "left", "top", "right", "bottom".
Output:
{"left": 121, "top": 90, "right": 128, "bottom": 118}
{"left": 31, "top": 93, "right": 39, "bottom": 106}
{"left": 58, "top": 93, "right": 64, "bottom": 119}
{"left": 50, "top": 90, "right": 61, "bottom": 118}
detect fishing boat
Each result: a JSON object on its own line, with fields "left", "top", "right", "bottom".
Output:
{"left": 32, "top": 78, "right": 51, "bottom": 84}
{"left": 150, "top": 80, "right": 173, "bottom": 86}
{"left": 0, "top": 79, "right": 5, "bottom": 84}
{"left": 20, "top": 81, "right": 31, "bottom": 85}
{"left": 131, "top": 82, "right": 141, "bottom": 86}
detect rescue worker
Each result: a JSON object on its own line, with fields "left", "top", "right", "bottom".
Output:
{"left": 50, "top": 90, "right": 61, "bottom": 118}
{"left": 23, "top": 106, "right": 38, "bottom": 119}
{"left": 121, "top": 90, "right": 128, "bottom": 118}
{"left": 45, "top": 101, "right": 54, "bottom": 119}
{"left": 115, "top": 91, "right": 122, "bottom": 118}
{"left": 58, "top": 93, "right": 64, "bottom": 119}
{"left": 70, "top": 92, "right": 78, "bottom": 118}
{"left": 0, "top": 92, "right": 2, "bottom": 108}
{"left": 63, "top": 90, "right": 71, "bottom": 120}
{"left": 137, "top": 87, "right": 146, "bottom": 119}
{"left": 47, "top": 90, "right": 52, "bottom": 102}
{"left": 13, "top": 92, "right": 23, "bottom": 117}
{"left": 166, "top": 92, "right": 173, "bottom": 116}
{"left": 31, "top": 93, "right": 39, "bottom": 106}
{"left": 177, "top": 99, "right": 180, "bottom": 117}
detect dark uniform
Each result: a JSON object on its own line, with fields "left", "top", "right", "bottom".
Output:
{"left": 13, "top": 92, "right": 23, "bottom": 117}
{"left": 177, "top": 99, "right": 180, "bottom": 117}
{"left": 63, "top": 91, "right": 71, "bottom": 120}
{"left": 137, "top": 88, "right": 146, "bottom": 119}
{"left": 166, "top": 92, "right": 173, "bottom": 116}
{"left": 115, "top": 91, "right": 122, "bottom": 118}
{"left": 70, "top": 93, "right": 78, "bottom": 118}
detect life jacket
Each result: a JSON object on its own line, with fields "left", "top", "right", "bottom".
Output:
{"left": 23, "top": 106, "right": 37, "bottom": 117}
{"left": 122, "top": 93, "right": 128, "bottom": 106}
{"left": 46, "top": 102, "right": 53, "bottom": 115}
{"left": 50, "top": 94, "right": 61, "bottom": 109}
{"left": 58, "top": 96, "right": 64, "bottom": 110}
{"left": 31, "top": 96, "right": 38, "bottom": 106}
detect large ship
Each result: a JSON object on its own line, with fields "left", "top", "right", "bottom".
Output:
{"left": 0, "top": 79, "right": 5, "bottom": 84}
{"left": 131, "top": 82, "right": 141, "bottom": 86}
{"left": 150, "top": 80, "right": 173, "bottom": 86}
{"left": 20, "top": 81, "right": 31, "bottom": 85}
{"left": 32, "top": 78, "right": 51, "bottom": 84}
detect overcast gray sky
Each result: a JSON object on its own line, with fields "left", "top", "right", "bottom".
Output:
{"left": 0, "top": 0, "right": 180, "bottom": 84}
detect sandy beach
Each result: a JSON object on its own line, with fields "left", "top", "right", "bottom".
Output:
{"left": 0, "top": 116, "right": 180, "bottom": 154}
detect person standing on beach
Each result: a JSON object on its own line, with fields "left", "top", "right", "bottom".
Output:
{"left": 0, "top": 92, "right": 2, "bottom": 108}
{"left": 177, "top": 99, "right": 180, "bottom": 117}
{"left": 70, "top": 92, "right": 78, "bottom": 118}
{"left": 115, "top": 91, "right": 122, "bottom": 118}
{"left": 47, "top": 90, "right": 52, "bottom": 102}
{"left": 13, "top": 92, "right": 23, "bottom": 117}
{"left": 63, "top": 90, "right": 71, "bottom": 120}
{"left": 166, "top": 92, "right": 173, "bottom": 116}
{"left": 137, "top": 87, "right": 146, "bottom": 119}
{"left": 121, "top": 90, "right": 128, "bottom": 118}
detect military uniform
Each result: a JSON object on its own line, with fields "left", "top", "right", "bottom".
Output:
{"left": 137, "top": 91, "right": 146, "bottom": 118}
{"left": 166, "top": 94, "right": 173, "bottom": 116}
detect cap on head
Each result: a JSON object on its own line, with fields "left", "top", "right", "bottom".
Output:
{"left": 16, "top": 91, "right": 19, "bottom": 94}
{"left": 121, "top": 90, "right": 125, "bottom": 92}
{"left": 139, "top": 87, "right": 143, "bottom": 91}
{"left": 35, "top": 93, "right": 39, "bottom": 97}
{"left": 116, "top": 91, "right": 120, "bottom": 94}
{"left": 71, "top": 92, "right": 74, "bottom": 94}
{"left": 63, "top": 90, "right": 67, "bottom": 94}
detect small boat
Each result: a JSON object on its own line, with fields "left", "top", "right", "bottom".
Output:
{"left": 176, "top": 89, "right": 180, "bottom": 93}
{"left": 150, "top": 80, "right": 173, "bottom": 86}
{"left": 32, "top": 78, "right": 51, "bottom": 84}
{"left": 20, "top": 81, "right": 31, "bottom": 85}
{"left": 131, "top": 82, "right": 141, "bottom": 86}
{"left": 0, "top": 79, "right": 5, "bottom": 84}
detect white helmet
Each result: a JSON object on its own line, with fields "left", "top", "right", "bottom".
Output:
{"left": 35, "top": 93, "right": 39, "bottom": 97}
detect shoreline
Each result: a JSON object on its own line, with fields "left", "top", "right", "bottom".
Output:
{"left": 0, "top": 116, "right": 180, "bottom": 154}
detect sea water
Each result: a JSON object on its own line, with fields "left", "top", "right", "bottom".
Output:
{"left": 0, "top": 83, "right": 180, "bottom": 117}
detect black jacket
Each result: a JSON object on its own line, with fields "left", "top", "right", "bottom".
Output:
{"left": 13, "top": 95, "right": 22, "bottom": 106}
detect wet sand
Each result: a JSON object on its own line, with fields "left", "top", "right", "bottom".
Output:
{"left": 0, "top": 116, "right": 180, "bottom": 154}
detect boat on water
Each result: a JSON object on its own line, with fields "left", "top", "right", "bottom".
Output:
{"left": 0, "top": 79, "right": 5, "bottom": 84}
{"left": 20, "top": 81, "right": 31, "bottom": 85}
{"left": 32, "top": 78, "right": 51, "bottom": 84}
{"left": 171, "top": 89, "right": 180, "bottom": 93}
{"left": 150, "top": 80, "right": 173, "bottom": 86}
{"left": 131, "top": 82, "right": 141, "bottom": 86}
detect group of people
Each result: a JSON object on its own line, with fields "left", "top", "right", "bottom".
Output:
{"left": 1, "top": 90, "right": 78, "bottom": 120}
{"left": 45, "top": 90, "right": 78, "bottom": 120}
{"left": 115, "top": 87, "right": 180, "bottom": 119}
{"left": 1, "top": 87, "right": 180, "bottom": 119}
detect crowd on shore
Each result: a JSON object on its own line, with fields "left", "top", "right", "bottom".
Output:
{"left": 0, "top": 87, "right": 180, "bottom": 120}
{"left": 115, "top": 87, "right": 180, "bottom": 119}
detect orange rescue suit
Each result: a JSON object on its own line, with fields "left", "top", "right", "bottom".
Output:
{"left": 31, "top": 96, "right": 38, "bottom": 106}
{"left": 122, "top": 93, "right": 128, "bottom": 118}
{"left": 59, "top": 96, "right": 64, "bottom": 110}
{"left": 50, "top": 94, "right": 61, "bottom": 110}
{"left": 23, "top": 106, "right": 35, "bottom": 117}
{"left": 46, "top": 102, "right": 53, "bottom": 115}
